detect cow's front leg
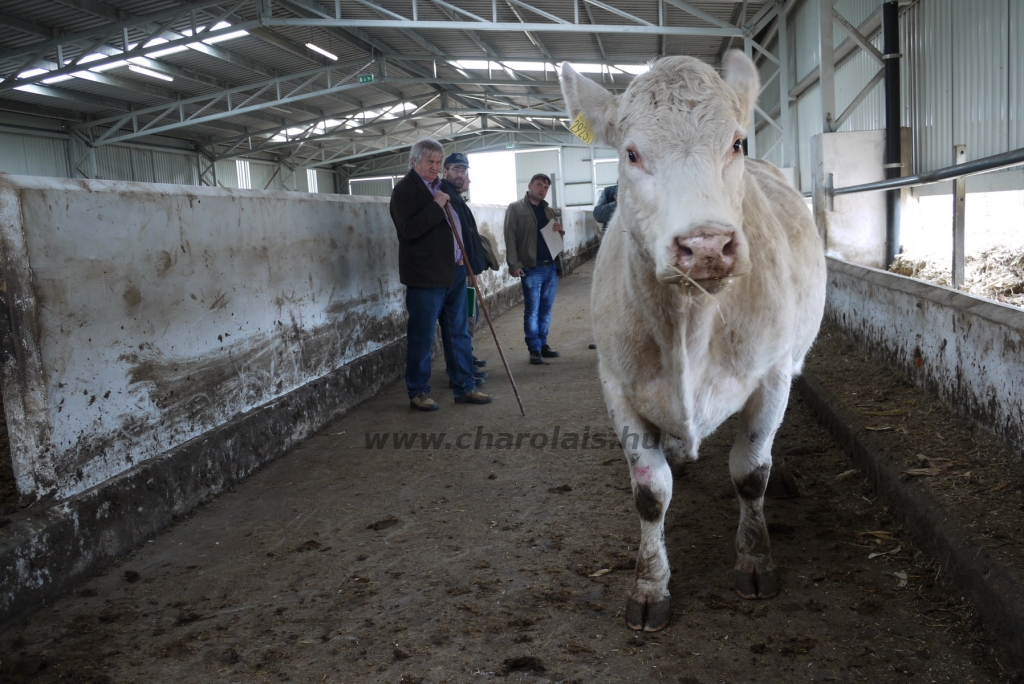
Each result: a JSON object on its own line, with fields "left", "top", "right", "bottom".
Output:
{"left": 729, "top": 366, "right": 791, "bottom": 599}
{"left": 603, "top": 385, "right": 673, "bottom": 631}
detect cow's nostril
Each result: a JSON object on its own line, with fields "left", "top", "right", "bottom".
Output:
{"left": 722, "top": 237, "right": 737, "bottom": 257}
{"left": 676, "top": 239, "right": 694, "bottom": 257}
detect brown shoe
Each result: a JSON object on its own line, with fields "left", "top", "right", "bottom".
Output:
{"left": 410, "top": 392, "right": 439, "bottom": 411}
{"left": 454, "top": 389, "right": 492, "bottom": 404}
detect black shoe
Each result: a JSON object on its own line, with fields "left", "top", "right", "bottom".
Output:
{"left": 473, "top": 357, "right": 487, "bottom": 368}
{"left": 529, "top": 351, "right": 548, "bottom": 365}
{"left": 541, "top": 344, "right": 560, "bottom": 358}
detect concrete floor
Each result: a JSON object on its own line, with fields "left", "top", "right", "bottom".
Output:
{"left": 0, "top": 262, "right": 1009, "bottom": 683}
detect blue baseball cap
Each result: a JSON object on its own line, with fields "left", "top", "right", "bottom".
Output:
{"left": 444, "top": 152, "right": 469, "bottom": 168}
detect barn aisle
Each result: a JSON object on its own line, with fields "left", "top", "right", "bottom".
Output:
{"left": 0, "top": 263, "right": 1010, "bottom": 683}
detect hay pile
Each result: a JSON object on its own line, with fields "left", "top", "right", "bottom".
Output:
{"left": 889, "top": 245, "right": 1024, "bottom": 308}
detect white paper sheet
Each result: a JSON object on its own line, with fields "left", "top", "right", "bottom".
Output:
{"left": 540, "top": 219, "right": 564, "bottom": 258}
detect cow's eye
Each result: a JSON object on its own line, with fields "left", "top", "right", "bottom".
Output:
{"left": 732, "top": 138, "right": 744, "bottom": 154}
{"left": 627, "top": 148, "right": 639, "bottom": 164}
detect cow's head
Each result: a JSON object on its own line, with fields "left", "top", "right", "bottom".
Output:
{"left": 561, "top": 51, "right": 759, "bottom": 288}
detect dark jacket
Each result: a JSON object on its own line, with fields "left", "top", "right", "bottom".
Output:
{"left": 440, "top": 179, "right": 490, "bottom": 275}
{"left": 593, "top": 184, "right": 618, "bottom": 226}
{"left": 503, "top": 193, "right": 558, "bottom": 272}
{"left": 390, "top": 169, "right": 456, "bottom": 288}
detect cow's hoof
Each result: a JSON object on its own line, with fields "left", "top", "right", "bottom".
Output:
{"left": 734, "top": 568, "right": 779, "bottom": 599}
{"left": 625, "top": 596, "right": 671, "bottom": 632}
{"left": 766, "top": 468, "right": 799, "bottom": 499}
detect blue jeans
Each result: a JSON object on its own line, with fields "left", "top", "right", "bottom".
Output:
{"left": 405, "top": 265, "right": 476, "bottom": 399}
{"left": 522, "top": 262, "right": 558, "bottom": 353}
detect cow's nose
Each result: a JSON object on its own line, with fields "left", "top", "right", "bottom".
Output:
{"left": 672, "top": 229, "right": 739, "bottom": 280}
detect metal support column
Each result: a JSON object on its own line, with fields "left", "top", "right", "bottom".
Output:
{"left": 744, "top": 36, "right": 757, "bottom": 158}
{"left": 882, "top": 0, "right": 902, "bottom": 268}
{"left": 818, "top": 0, "right": 836, "bottom": 133}
{"left": 952, "top": 144, "right": 967, "bottom": 289}
{"left": 778, "top": 1, "right": 791, "bottom": 169}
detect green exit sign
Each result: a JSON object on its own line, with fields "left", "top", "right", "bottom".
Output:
{"left": 506, "top": 142, "right": 515, "bottom": 149}
{"left": 358, "top": 74, "right": 374, "bottom": 83}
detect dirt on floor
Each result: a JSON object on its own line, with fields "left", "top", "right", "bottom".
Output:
{"left": 805, "top": 322, "right": 1024, "bottom": 587}
{"left": 0, "top": 263, "right": 1020, "bottom": 683}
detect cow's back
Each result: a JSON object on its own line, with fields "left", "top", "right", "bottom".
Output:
{"left": 742, "top": 158, "right": 826, "bottom": 373}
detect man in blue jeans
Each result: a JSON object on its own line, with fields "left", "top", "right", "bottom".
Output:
{"left": 504, "top": 173, "right": 563, "bottom": 365}
{"left": 389, "top": 138, "right": 492, "bottom": 411}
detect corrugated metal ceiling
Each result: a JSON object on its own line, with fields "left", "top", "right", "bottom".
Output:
{"left": 0, "top": 0, "right": 769, "bottom": 165}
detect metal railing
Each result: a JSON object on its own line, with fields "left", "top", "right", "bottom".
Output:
{"left": 825, "top": 145, "right": 1024, "bottom": 288}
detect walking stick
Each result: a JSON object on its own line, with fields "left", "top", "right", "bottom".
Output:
{"left": 442, "top": 201, "right": 527, "bottom": 416}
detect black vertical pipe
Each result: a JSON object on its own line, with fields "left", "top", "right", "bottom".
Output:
{"left": 883, "top": 1, "right": 902, "bottom": 267}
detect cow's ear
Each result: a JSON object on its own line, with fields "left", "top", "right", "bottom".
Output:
{"left": 560, "top": 62, "right": 620, "bottom": 147}
{"left": 722, "top": 49, "right": 759, "bottom": 132}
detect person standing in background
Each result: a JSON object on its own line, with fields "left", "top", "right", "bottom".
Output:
{"left": 389, "top": 138, "right": 492, "bottom": 410}
{"left": 594, "top": 183, "right": 618, "bottom": 235}
{"left": 504, "top": 173, "right": 563, "bottom": 366}
{"left": 440, "top": 152, "right": 492, "bottom": 386}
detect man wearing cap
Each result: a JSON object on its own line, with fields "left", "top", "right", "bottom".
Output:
{"left": 504, "top": 173, "right": 563, "bottom": 366}
{"left": 440, "top": 152, "right": 493, "bottom": 385}
{"left": 389, "top": 138, "right": 492, "bottom": 411}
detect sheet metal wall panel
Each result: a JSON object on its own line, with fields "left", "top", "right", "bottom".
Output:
{"left": 792, "top": 0, "right": 823, "bottom": 83}
{"left": 909, "top": 0, "right": 954, "bottom": 173}
{"left": 835, "top": 0, "right": 881, "bottom": 29}
{"left": 151, "top": 151, "right": 199, "bottom": 186}
{"left": 315, "top": 169, "right": 335, "bottom": 194}
{"left": 561, "top": 146, "right": 594, "bottom": 183}
{"left": 95, "top": 145, "right": 134, "bottom": 182}
{"left": 563, "top": 183, "right": 596, "bottom": 207}
{"left": 0, "top": 132, "right": 69, "bottom": 178}
{"left": 349, "top": 178, "right": 394, "bottom": 197}
{"left": 250, "top": 161, "right": 283, "bottom": 192}
{"left": 131, "top": 148, "right": 156, "bottom": 184}
{"left": 797, "top": 83, "right": 824, "bottom": 194}
{"left": 0, "top": 112, "right": 66, "bottom": 131}
{"left": 902, "top": 0, "right": 925, "bottom": 171}
{"left": 953, "top": 0, "right": 1009, "bottom": 163}
{"left": 594, "top": 160, "right": 619, "bottom": 186}
{"left": 215, "top": 160, "right": 239, "bottom": 189}
{"left": 514, "top": 150, "right": 560, "bottom": 202}
{"left": 834, "top": 32, "right": 885, "bottom": 133}
{"left": 1012, "top": 0, "right": 1024, "bottom": 150}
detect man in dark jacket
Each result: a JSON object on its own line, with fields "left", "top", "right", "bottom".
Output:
{"left": 441, "top": 152, "right": 490, "bottom": 381}
{"left": 389, "top": 138, "right": 492, "bottom": 411}
{"left": 593, "top": 183, "right": 618, "bottom": 234}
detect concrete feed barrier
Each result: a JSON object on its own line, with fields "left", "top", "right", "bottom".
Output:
{"left": 0, "top": 174, "right": 599, "bottom": 625}
{"left": 0, "top": 175, "right": 598, "bottom": 502}
{"left": 824, "top": 256, "right": 1024, "bottom": 458}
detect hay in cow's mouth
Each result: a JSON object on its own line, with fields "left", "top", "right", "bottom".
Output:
{"left": 667, "top": 266, "right": 729, "bottom": 323}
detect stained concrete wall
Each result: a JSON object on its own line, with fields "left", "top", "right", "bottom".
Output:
{"left": 825, "top": 257, "right": 1024, "bottom": 459}
{"left": 0, "top": 175, "right": 599, "bottom": 502}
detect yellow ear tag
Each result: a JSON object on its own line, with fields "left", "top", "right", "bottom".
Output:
{"left": 569, "top": 113, "right": 595, "bottom": 144}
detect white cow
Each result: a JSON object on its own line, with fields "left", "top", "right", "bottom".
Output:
{"left": 561, "top": 51, "right": 826, "bottom": 631}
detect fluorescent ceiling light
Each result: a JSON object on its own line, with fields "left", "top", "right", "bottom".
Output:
{"left": 306, "top": 43, "right": 338, "bottom": 61}
{"left": 129, "top": 65, "right": 173, "bottom": 81}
